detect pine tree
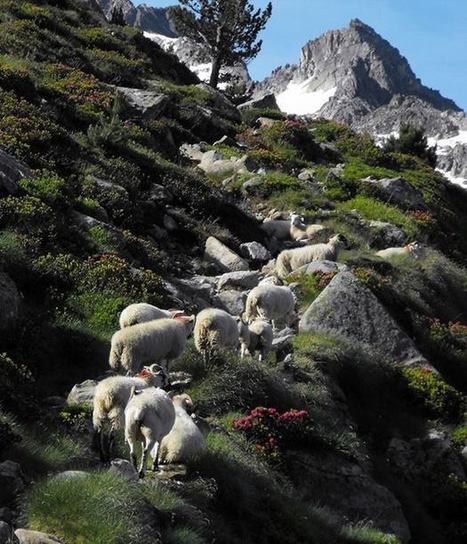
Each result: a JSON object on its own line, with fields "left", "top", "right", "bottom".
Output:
{"left": 384, "top": 123, "right": 437, "bottom": 167}
{"left": 170, "top": 0, "right": 272, "bottom": 89}
{"left": 110, "top": 6, "right": 126, "bottom": 26}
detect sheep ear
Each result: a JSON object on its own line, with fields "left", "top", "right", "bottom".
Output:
{"left": 169, "top": 309, "right": 185, "bottom": 318}
{"left": 149, "top": 363, "right": 162, "bottom": 373}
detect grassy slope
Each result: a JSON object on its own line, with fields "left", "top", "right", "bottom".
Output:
{"left": 0, "top": 1, "right": 466, "bottom": 543}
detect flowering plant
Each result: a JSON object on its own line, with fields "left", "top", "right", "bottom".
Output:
{"left": 233, "top": 407, "right": 313, "bottom": 462}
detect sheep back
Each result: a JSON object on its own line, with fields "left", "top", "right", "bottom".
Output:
{"left": 159, "top": 406, "right": 205, "bottom": 464}
{"left": 194, "top": 308, "right": 239, "bottom": 352}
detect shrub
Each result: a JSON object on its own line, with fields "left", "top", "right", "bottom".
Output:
{"left": 451, "top": 426, "right": 467, "bottom": 448}
{"left": 233, "top": 406, "right": 315, "bottom": 463}
{"left": 58, "top": 404, "right": 92, "bottom": 434}
{"left": 0, "top": 412, "right": 21, "bottom": 453}
{"left": 241, "top": 107, "right": 285, "bottom": 127}
{"left": 383, "top": 124, "right": 437, "bottom": 167}
{"left": 19, "top": 172, "right": 68, "bottom": 208}
{"left": 0, "top": 352, "right": 37, "bottom": 416}
{"left": 85, "top": 47, "right": 148, "bottom": 85}
{"left": 402, "top": 366, "right": 464, "bottom": 421}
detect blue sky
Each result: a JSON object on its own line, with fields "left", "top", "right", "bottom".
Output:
{"left": 140, "top": 0, "right": 467, "bottom": 109}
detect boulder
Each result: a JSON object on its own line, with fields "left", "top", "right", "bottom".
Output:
{"left": 0, "top": 521, "right": 11, "bottom": 544}
{"left": 114, "top": 86, "right": 169, "bottom": 119}
{"left": 297, "top": 168, "right": 316, "bottom": 182}
{"left": 0, "top": 461, "right": 25, "bottom": 506}
{"left": 53, "top": 471, "right": 88, "bottom": 481}
{"left": 213, "top": 290, "right": 246, "bottom": 315}
{"left": 108, "top": 459, "right": 139, "bottom": 482}
{"left": 294, "top": 260, "right": 348, "bottom": 275}
{"left": 363, "top": 176, "right": 426, "bottom": 210}
{"left": 238, "top": 93, "right": 279, "bottom": 111}
{"left": 213, "top": 135, "right": 239, "bottom": 148}
{"left": 66, "top": 379, "right": 98, "bottom": 406}
{"left": 239, "top": 241, "right": 271, "bottom": 262}
{"left": 299, "top": 271, "right": 425, "bottom": 364}
{"left": 0, "top": 272, "right": 21, "bottom": 332}
{"left": 287, "top": 451, "right": 411, "bottom": 543}
{"left": 204, "top": 237, "right": 249, "bottom": 273}
{"left": 195, "top": 83, "right": 241, "bottom": 123}
{"left": 15, "top": 529, "right": 64, "bottom": 544}
{"left": 147, "top": 183, "right": 172, "bottom": 204}
{"left": 217, "top": 271, "right": 261, "bottom": 291}
{"left": 255, "top": 117, "right": 278, "bottom": 129}
{"left": 0, "top": 148, "right": 32, "bottom": 195}
{"left": 367, "top": 220, "right": 406, "bottom": 247}
{"left": 198, "top": 150, "right": 255, "bottom": 176}
{"left": 241, "top": 176, "right": 264, "bottom": 194}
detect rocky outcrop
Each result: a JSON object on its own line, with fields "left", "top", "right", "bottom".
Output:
{"left": 0, "top": 461, "right": 25, "bottom": 506}
{"left": 0, "top": 148, "right": 32, "bottom": 195}
{"left": 67, "top": 379, "right": 98, "bottom": 406}
{"left": 299, "top": 271, "right": 425, "bottom": 364}
{"left": 15, "top": 529, "right": 64, "bottom": 544}
{"left": 363, "top": 176, "right": 426, "bottom": 210}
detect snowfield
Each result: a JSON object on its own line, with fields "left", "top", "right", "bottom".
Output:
{"left": 276, "top": 79, "right": 337, "bottom": 115}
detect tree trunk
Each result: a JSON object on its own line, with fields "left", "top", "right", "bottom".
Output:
{"left": 209, "top": 54, "right": 222, "bottom": 89}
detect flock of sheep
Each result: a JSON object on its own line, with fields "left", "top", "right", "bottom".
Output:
{"left": 91, "top": 211, "right": 425, "bottom": 477}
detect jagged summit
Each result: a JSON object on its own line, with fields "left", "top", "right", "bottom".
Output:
{"left": 255, "top": 19, "right": 466, "bottom": 185}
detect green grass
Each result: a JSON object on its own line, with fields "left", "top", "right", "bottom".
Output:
{"left": 337, "top": 195, "right": 417, "bottom": 238}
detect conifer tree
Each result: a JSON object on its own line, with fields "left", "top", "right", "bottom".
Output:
{"left": 170, "top": 0, "right": 272, "bottom": 89}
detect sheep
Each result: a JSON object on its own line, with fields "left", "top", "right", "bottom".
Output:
{"left": 119, "top": 303, "right": 184, "bottom": 329}
{"left": 124, "top": 386, "right": 175, "bottom": 477}
{"left": 159, "top": 394, "right": 205, "bottom": 464}
{"left": 238, "top": 318, "right": 273, "bottom": 361}
{"left": 376, "top": 241, "right": 426, "bottom": 260}
{"left": 275, "top": 234, "right": 347, "bottom": 279}
{"left": 194, "top": 308, "right": 239, "bottom": 364}
{"left": 109, "top": 315, "right": 195, "bottom": 378}
{"left": 92, "top": 364, "right": 164, "bottom": 462}
{"left": 244, "top": 284, "right": 296, "bottom": 330}
{"left": 261, "top": 211, "right": 304, "bottom": 242}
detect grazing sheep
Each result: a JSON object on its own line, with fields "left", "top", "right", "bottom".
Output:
{"left": 92, "top": 364, "right": 164, "bottom": 462}
{"left": 119, "top": 303, "right": 184, "bottom": 329}
{"left": 304, "top": 224, "right": 333, "bottom": 243}
{"left": 194, "top": 308, "right": 239, "bottom": 364}
{"left": 376, "top": 241, "right": 426, "bottom": 260}
{"left": 244, "top": 284, "right": 296, "bottom": 329}
{"left": 261, "top": 211, "right": 303, "bottom": 242}
{"left": 159, "top": 394, "right": 205, "bottom": 464}
{"left": 276, "top": 234, "right": 347, "bottom": 279}
{"left": 238, "top": 318, "right": 273, "bottom": 361}
{"left": 125, "top": 386, "right": 175, "bottom": 477}
{"left": 109, "top": 315, "right": 195, "bottom": 377}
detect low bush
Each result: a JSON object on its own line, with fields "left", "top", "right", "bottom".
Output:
{"left": 402, "top": 366, "right": 464, "bottom": 421}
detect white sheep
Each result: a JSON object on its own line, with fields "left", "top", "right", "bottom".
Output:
{"left": 119, "top": 303, "right": 184, "bottom": 329}
{"left": 289, "top": 216, "right": 333, "bottom": 244}
{"left": 109, "top": 315, "right": 195, "bottom": 377}
{"left": 159, "top": 394, "right": 205, "bottom": 464}
{"left": 194, "top": 308, "right": 239, "bottom": 364}
{"left": 275, "top": 234, "right": 347, "bottom": 279}
{"left": 125, "top": 386, "right": 175, "bottom": 477}
{"left": 244, "top": 284, "right": 296, "bottom": 329}
{"left": 376, "top": 241, "right": 426, "bottom": 260}
{"left": 92, "top": 364, "right": 164, "bottom": 462}
{"left": 238, "top": 318, "right": 273, "bottom": 361}
{"left": 261, "top": 211, "right": 304, "bottom": 242}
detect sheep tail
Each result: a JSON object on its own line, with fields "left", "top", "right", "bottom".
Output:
{"left": 276, "top": 252, "right": 291, "bottom": 279}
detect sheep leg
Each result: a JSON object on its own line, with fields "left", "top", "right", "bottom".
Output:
{"left": 139, "top": 438, "right": 156, "bottom": 478}
{"left": 150, "top": 442, "right": 160, "bottom": 472}
{"left": 108, "top": 429, "right": 116, "bottom": 460}
{"left": 160, "top": 360, "right": 171, "bottom": 388}
{"left": 93, "top": 428, "right": 106, "bottom": 463}
{"left": 128, "top": 441, "right": 137, "bottom": 470}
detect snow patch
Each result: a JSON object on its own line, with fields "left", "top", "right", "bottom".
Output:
{"left": 276, "top": 79, "right": 337, "bottom": 115}
{"left": 144, "top": 32, "right": 179, "bottom": 48}
{"left": 428, "top": 131, "right": 467, "bottom": 153}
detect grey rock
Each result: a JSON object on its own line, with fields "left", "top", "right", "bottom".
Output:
{"left": 238, "top": 93, "right": 279, "bottom": 111}
{"left": 114, "top": 86, "right": 169, "bottom": 119}
{"left": 239, "top": 241, "right": 271, "bottom": 262}
{"left": 67, "top": 379, "right": 98, "bottom": 406}
{"left": 363, "top": 176, "right": 426, "bottom": 210}
{"left": 204, "top": 237, "right": 249, "bottom": 273}
{"left": 53, "top": 471, "right": 88, "bottom": 481}
{"left": 174, "top": 276, "right": 214, "bottom": 309}
{"left": 109, "top": 459, "right": 139, "bottom": 482}
{"left": 241, "top": 176, "right": 264, "bottom": 194}
{"left": 287, "top": 451, "right": 411, "bottom": 543}
{"left": 213, "top": 135, "right": 239, "bottom": 147}
{"left": 297, "top": 168, "right": 316, "bottom": 181}
{"left": 294, "top": 260, "right": 348, "bottom": 275}
{"left": 299, "top": 271, "right": 424, "bottom": 364}
{"left": 367, "top": 220, "right": 406, "bottom": 247}
{"left": 437, "top": 142, "right": 467, "bottom": 182}
{"left": 15, "top": 529, "right": 64, "bottom": 544}
{"left": 0, "top": 461, "right": 25, "bottom": 505}
{"left": 163, "top": 214, "right": 178, "bottom": 232}
{"left": 0, "top": 272, "right": 21, "bottom": 332}
{"left": 147, "top": 183, "right": 172, "bottom": 203}
{"left": 213, "top": 290, "right": 246, "bottom": 315}
{"left": 0, "top": 521, "right": 11, "bottom": 544}
{"left": 0, "top": 148, "right": 32, "bottom": 195}
{"left": 217, "top": 271, "right": 261, "bottom": 291}
{"left": 91, "top": 175, "right": 127, "bottom": 197}
{"left": 198, "top": 150, "right": 255, "bottom": 176}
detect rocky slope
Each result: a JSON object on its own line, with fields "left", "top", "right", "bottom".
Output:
{"left": 0, "top": 2, "right": 466, "bottom": 544}
{"left": 256, "top": 19, "right": 467, "bottom": 186}
{"left": 96, "top": 0, "right": 251, "bottom": 87}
